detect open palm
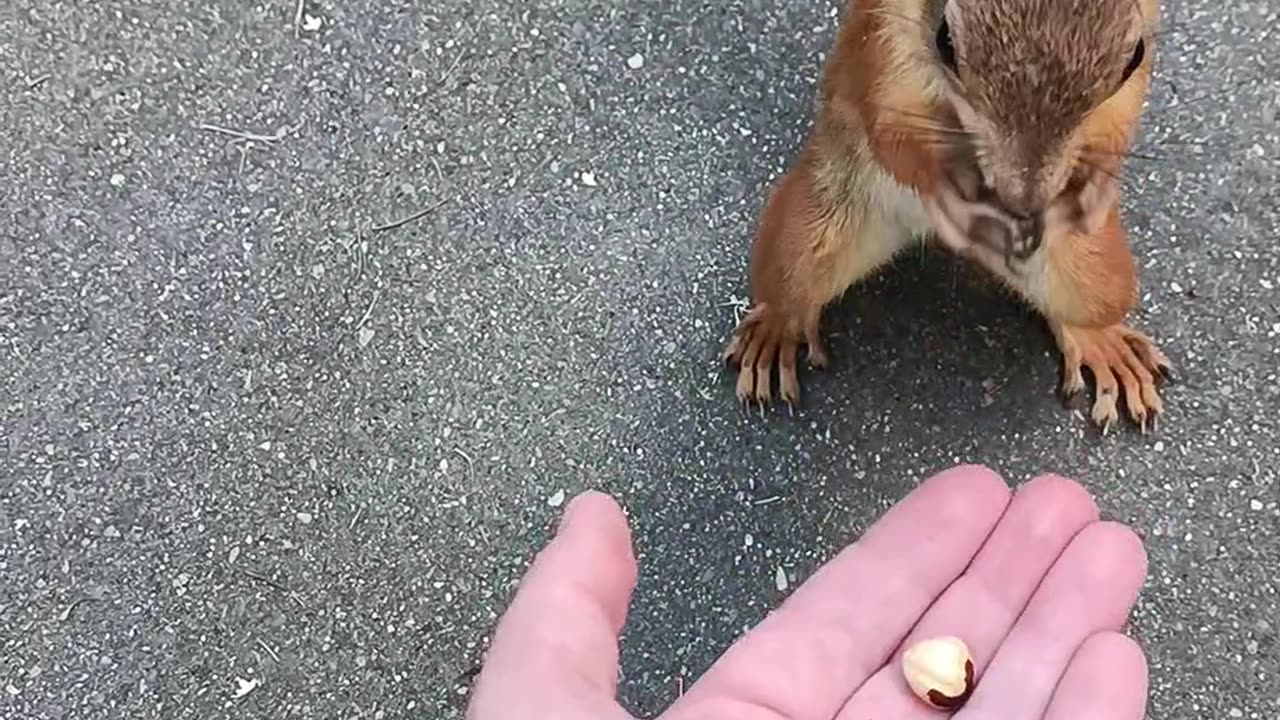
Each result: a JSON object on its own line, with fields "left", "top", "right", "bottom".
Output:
{"left": 466, "top": 465, "right": 1149, "bottom": 720}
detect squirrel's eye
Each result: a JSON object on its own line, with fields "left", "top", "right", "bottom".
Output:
{"left": 1121, "top": 38, "right": 1145, "bottom": 82}
{"left": 935, "top": 18, "right": 958, "bottom": 72}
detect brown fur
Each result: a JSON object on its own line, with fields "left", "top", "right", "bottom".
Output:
{"left": 957, "top": 0, "right": 1137, "bottom": 140}
{"left": 945, "top": 0, "right": 1156, "bottom": 214}
{"left": 723, "top": 0, "right": 1172, "bottom": 432}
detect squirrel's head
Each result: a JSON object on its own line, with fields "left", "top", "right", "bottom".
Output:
{"left": 925, "top": 0, "right": 1158, "bottom": 236}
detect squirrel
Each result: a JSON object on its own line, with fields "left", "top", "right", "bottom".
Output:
{"left": 722, "top": 0, "right": 1172, "bottom": 433}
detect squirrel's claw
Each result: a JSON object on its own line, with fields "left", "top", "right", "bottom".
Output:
{"left": 724, "top": 305, "right": 819, "bottom": 414}
{"left": 1053, "top": 322, "right": 1170, "bottom": 435}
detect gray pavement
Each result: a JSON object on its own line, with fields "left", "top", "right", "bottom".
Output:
{"left": 1, "top": 1, "right": 1277, "bottom": 718}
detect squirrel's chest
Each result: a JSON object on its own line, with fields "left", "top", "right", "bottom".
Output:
{"left": 869, "top": 171, "right": 933, "bottom": 239}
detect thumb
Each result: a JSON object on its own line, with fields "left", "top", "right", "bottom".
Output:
{"left": 473, "top": 491, "right": 638, "bottom": 701}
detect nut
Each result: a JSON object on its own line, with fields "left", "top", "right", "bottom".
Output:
{"left": 901, "top": 636, "right": 976, "bottom": 710}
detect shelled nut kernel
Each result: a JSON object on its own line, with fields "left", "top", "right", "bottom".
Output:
{"left": 901, "top": 636, "right": 976, "bottom": 710}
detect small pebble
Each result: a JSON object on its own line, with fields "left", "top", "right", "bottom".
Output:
{"left": 774, "top": 566, "right": 788, "bottom": 591}
{"left": 234, "top": 677, "right": 261, "bottom": 699}
{"left": 547, "top": 489, "right": 566, "bottom": 507}
{"left": 1250, "top": 499, "right": 1264, "bottom": 511}
{"left": 580, "top": 171, "right": 598, "bottom": 187}
{"left": 626, "top": 53, "right": 644, "bottom": 69}
{"left": 297, "top": 512, "right": 314, "bottom": 525}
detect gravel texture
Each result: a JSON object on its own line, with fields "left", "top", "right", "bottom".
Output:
{"left": 1, "top": 1, "right": 1277, "bottom": 718}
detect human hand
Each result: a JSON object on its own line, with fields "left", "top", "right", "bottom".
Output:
{"left": 465, "top": 465, "right": 1149, "bottom": 720}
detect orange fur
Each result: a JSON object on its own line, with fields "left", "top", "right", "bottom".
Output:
{"left": 1040, "top": 206, "right": 1137, "bottom": 328}
{"left": 722, "top": 0, "right": 1172, "bottom": 430}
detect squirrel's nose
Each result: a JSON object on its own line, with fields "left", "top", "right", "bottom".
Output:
{"left": 991, "top": 164, "right": 1053, "bottom": 219}
{"left": 994, "top": 184, "right": 1048, "bottom": 221}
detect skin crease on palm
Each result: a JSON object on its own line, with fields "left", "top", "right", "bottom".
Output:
{"left": 465, "top": 465, "right": 1150, "bottom": 720}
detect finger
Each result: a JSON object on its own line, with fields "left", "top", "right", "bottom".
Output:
{"left": 956, "top": 521, "right": 1147, "bottom": 720}
{"left": 1042, "top": 632, "right": 1149, "bottom": 720}
{"left": 835, "top": 474, "right": 1099, "bottom": 720}
{"left": 474, "top": 491, "right": 637, "bottom": 697}
{"left": 668, "top": 465, "right": 1011, "bottom": 720}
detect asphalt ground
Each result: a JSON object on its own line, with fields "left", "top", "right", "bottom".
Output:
{"left": 1, "top": 1, "right": 1277, "bottom": 718}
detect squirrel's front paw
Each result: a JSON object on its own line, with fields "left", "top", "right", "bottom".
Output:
{"left": 722, "top": 304, "right": 826, "bottom": 408}
{"left": 1051, "top": 322, "right": 1173, "bottom": 434}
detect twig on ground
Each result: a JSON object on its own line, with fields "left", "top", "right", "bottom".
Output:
{"left": 452, "top": 447, "right": 475, "bottom": 480}
{"left": 440, "top": 48, "right": 467, "bottom": 86}
{"left": 58, "top": 596, "right": 102, "bottom": 622}
{"left": 240, "top": 569, "right": 290, "bottom": 593}
{"left": 199, "top": 123, "right": 289, "bottom": 143}
{"left": 436, "top": 25, "right": 475, "bottom": 87}
{"left": 370, "top": 199, "right": 447, "bottom": 233}
{"left": 293, "top": 0, "right": 306, "bottom": 36}
{"left": 256, "top": 638, "right": 282, "bottom": 664}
